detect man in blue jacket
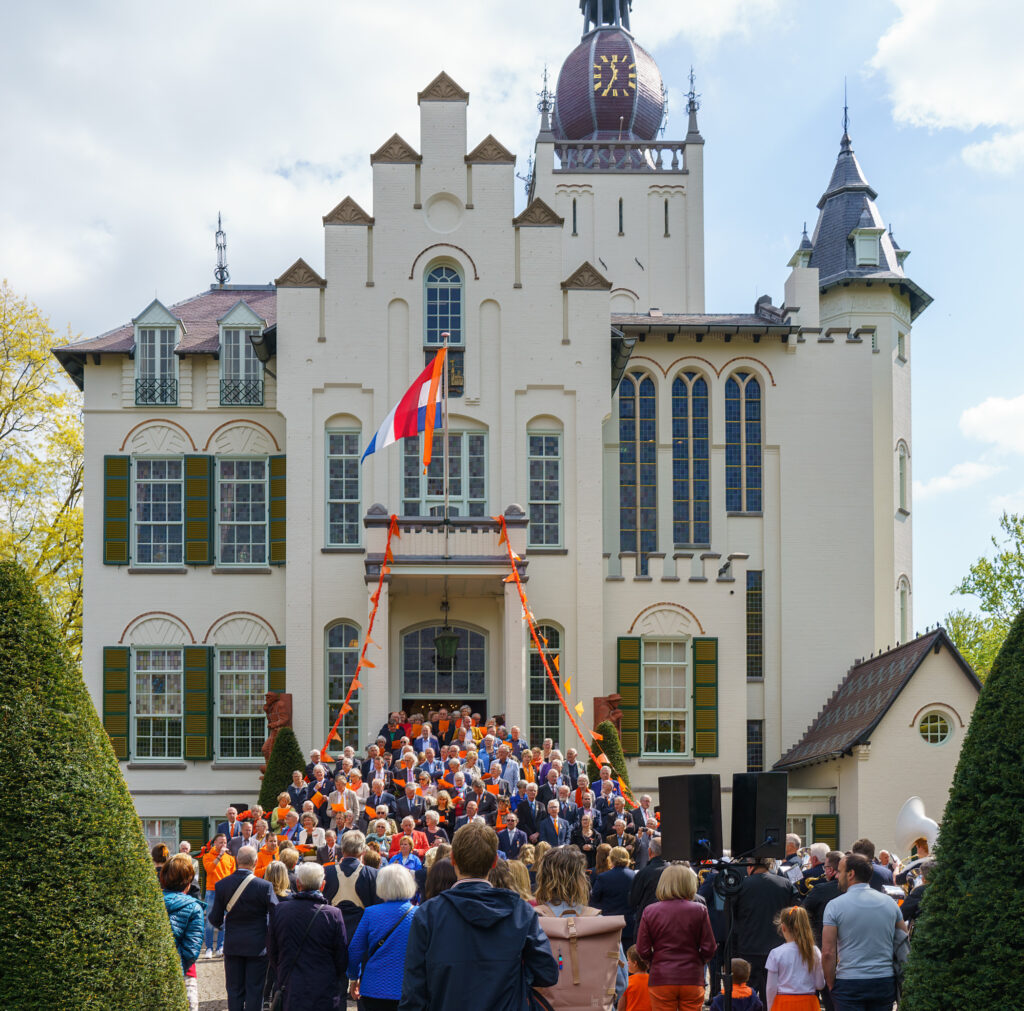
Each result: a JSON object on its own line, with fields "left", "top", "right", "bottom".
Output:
{"left": 497, "top": 812, "right": 527, "bottom": 860}
{"left": 209, "top": 845, "right": 278, "bottom": 1011}
{"left": 399, "top": 821, "right": 557, "bottom": 1010}
{"left": 538, "top": 800, "right": 570, "bottom": 847}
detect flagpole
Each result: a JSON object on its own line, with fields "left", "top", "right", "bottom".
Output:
{"left": 441, "top": 331, "right": 450, "bottom": 560}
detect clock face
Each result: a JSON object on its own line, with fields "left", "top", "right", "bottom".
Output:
{"left": 593, "top": 54, "right": 637, "bottom": 99}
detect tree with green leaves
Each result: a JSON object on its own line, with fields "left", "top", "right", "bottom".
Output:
{"left": 587, "top": 720, "right": 631, "bottom": 792}
{"left": 0, "top": 281, "right": 83, "bottom": 661}
{"left": 943, "top": 510, "right": 1023, "bottom": 680}
{"left": 900, "top": 607, "right": 1024, "bottom": 1009}
{"left": 258, "top": 725, "right": 306, "bottom": 812}
{"left": 0, "top": 560, "right": 186, "bottom": 1009}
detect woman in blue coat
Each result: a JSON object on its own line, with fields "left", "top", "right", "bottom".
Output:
{"left": 347, "top": 863, "right": 417, "bottom": 1010}
{"left": 161, "top": 853, "right": 205, "bottom": 1011}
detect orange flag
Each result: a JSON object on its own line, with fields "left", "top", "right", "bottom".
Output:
{"left": 365, "top": 804, "right": 377, "bottom": 819}
{"left": 311, "top": 791, "right": 325, "bottom": 809}
{"left": 486, "top": 784, "right": 500, "bottom": 795}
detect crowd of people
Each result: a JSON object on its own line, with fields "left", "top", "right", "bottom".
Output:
{"left": 154, "top": 707, "right": 927, "bottom": 1011}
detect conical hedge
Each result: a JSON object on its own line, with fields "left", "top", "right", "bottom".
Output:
{"left": 587, "top": 720, "right": 632, "bottom": 792}
{"left": 0, "top": 561, "right": 186, "bottom": 1009}
{"left": 258, "top": 724, "right": 306, "bottom": 811}
{"left": 901, "top": 608, "right": 1024, "bottom": 1009}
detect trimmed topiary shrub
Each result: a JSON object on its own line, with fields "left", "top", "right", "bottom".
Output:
{"left": 901, "top": 608, "right": 1024, "bottom": 1009}
{"left": 0, "top": 561, "right": 186, "bottom": 1009}
{"left": 587, "top": 720, "right": 632, "bottom": 792}
{"left": 258, "top": 724, "right": 306, "bottom": 812}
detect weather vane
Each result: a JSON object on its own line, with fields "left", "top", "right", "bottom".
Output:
{"left": 214, "top": 212, "right": 229, "bottom": 286}
{"left": 687, "top": 66, "right": 701, "bottom": 113}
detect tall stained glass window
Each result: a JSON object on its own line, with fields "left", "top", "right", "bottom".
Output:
{"left": 725, "top": 372, "right": 762, "bottom": 512}
{"left": 672, "top": 371, "right": 709, "bottom": 545}
{"left": 619, "top": 371, "right": 657, "bottom": 574}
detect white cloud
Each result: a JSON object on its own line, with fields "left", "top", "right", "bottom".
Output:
{"left": 913, "top": 461, "right": 1003, "bottom": 501}
{"left": 960, "top": 394, "right": 1024, "bottom": 454}
{"left": 991, "top": 489, "right": 1024, "bottom": 514}
{"left": 871, "top": 0, "right": 1024, "bottom": 172}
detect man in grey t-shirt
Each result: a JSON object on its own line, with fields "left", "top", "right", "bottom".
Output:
{"left": 822, "top": 852, "right": 907, "bottom": 1011}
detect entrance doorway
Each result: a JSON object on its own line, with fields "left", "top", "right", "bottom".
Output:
{"left": 400, "top": 624, "right": 487, "bottom": 717}
{"left": 401, "top": 699, "right": 488, "bottom": 722}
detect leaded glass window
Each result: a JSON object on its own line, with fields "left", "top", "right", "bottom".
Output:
{"left": 747, "top": 570, "right": 764, "bottom": 680}
{"left": 141, "top": 818, "right": 180, "bottom": 852}
{"left": 747, "top": 720, "right": 764, "bottom": 772}
{"left": 619, "top": 372, "right": 657, "bottom": 574}
{"left": 402, "top": 625, "right": 485, "bottom": 697}
{"left": 134, "top": 648, "right": 183, "bottom": 759}
{"left": 217, "top": 459, "right": 267, "bottom": 565}
{"left": 424, "top": 265, "right": 463, "bottom": 346}
{"left": 216, "top": 648, "right": 267, "bottom": 760}
{"left": 725, "top": 372, "right": 762, "bottom": 512}
{"left": 134, "top": 458, "right": 184, "bottom": 565}
{"left": 641, "top": 639, "right": 688, "bottom": 755}
{"left": 327, "top": 431, "right": 360, "bottom": 546}
{"left": 528, "top": 434, "right": 561, "bottom": 547}
{"left": 672, "top": 371, "right": 710, "bottom": 546}
{"left": 529, "top": 625, "right": 562, "bottom": 747}
{"left": 327, "top": 622, "right": 361, "bottom": 751}
{"left": 402, "top": 432, "right": 486, "bottom": 517}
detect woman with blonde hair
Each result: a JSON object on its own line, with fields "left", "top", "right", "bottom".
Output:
{"left": 506, "top": 859, "right": 535, "bottom": 903}
{"left": 263, "top": 859, "right": 292, "bottom": 900}
{"left": 270, "top": 792, "right": 292, "bottom": 831}
{"left": 533, "top": 841, "right": 552, "bottom": 882}
{"left": 635, "top": 864, "right": 716, "bottom": 1011}
{"left": 765, "top": 906, "right": 824, "bottom": 1010}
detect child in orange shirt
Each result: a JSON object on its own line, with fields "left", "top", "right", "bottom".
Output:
{"left": 619, "top": 946, "right": 651, "bottom": 1011}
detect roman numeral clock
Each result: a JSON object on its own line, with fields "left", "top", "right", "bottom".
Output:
{"left": 593, "top": 54, "right": 637, "bottom": 99}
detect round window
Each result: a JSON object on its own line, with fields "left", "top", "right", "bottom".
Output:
{"left": 919, "top": 712, "right": 951, "bottom": 745}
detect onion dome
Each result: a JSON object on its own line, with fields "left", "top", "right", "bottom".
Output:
{"left": 554, "top": 27, "right": 664, "bottom": 141}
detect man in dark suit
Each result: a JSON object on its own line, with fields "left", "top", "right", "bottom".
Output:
{"left": 538, "top": 800, "right": 569, "bottom": 847}
{"left": 209, "top": 845, "right": 277, "bottom": 1011}
{"left": 604, "top": 818, "right": 637, "bottom": 860}
{"left": 515, "top": 783, "right": 543, "bottom": 843}
{"left": 631, "top": 794, "right": 656, "bottom": 833}
{"left": 629, "top": 835, "right": 666, "bottom": 925}
{"left": 317, "top": 829, "right": 339, "bottom": 866}
{"left": 467, "top": 779, "right": 498, "bottom": 827}
{"left": 395, "top": 782, "right": 426, "bottom": 827}
{"left": 227, "top": 819, "right": 255, "bottom": 857}
{"left": 498, "top": 813, "right": 527, "bottom": 860}
{"left": 217, "top": 807, "right": 242, "bottom": 841}
{"left": 367, "top": 779, "right": 397, "bottom": 821}
{"left": 287, "top": 771, "right": 308, "bottom": 810}
{"left": 556, "top": 785, "right": 578, "bottom": 827}
{"left": 452, "top": 799, "right": 479, "bottom": 834}
{"left": 537, "top": 769, "right": 562, "bottom": 808}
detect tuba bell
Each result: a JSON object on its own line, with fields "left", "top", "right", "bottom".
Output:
{"left": 895, "top": 796, "right": 938, "bottom": 860}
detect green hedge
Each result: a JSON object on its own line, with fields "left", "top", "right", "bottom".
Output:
{"left": 587, "top": 720, "right": 632, "bottom": 792}
{"left": 901, "top": 608, "right": 1024, "bottom": 1008}
{"left": 258, "top": 725, "right": 306, "bottom": 812}
{"left": 0, "top": 561, "right": 186, "bottom": 1009}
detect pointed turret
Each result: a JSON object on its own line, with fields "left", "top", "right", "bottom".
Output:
{"left": 806, "top": 131, "right": 931, "bottom": 319}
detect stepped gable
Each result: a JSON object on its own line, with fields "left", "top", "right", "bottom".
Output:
{"left": 465, "top": 134, "right": 516, "bottom": 165}
{"left": 774, "top": 629, "right": 979, "bottom": 770}
{"left": 370, "top": 134, "right": 422, "bottom": 165}
{"left": 323, "top": 196, "right": 374, "bottom": 225}
{"left": 275, "top": 258, "right": 326, "bottom": 289}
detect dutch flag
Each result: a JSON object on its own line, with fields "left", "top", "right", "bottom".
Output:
{"left": 361, "top": 349, "right": 447, "bottom": 469}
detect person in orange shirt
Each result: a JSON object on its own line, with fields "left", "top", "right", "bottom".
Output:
{"left": 254, "top": 834, "right": 278, "bottom": 878}
{"left": 620, "top": 945, "right": 652, "bottom": 1011}
{"left": 201, "top": 834, "right": 236, "bottom": 956}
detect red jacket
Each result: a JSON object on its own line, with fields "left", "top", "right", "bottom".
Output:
{"left": 388, "top": 830, "right": 429, "bottom": 858}
{"left": 636, "top": 898, "right": 717, "bottom": 987}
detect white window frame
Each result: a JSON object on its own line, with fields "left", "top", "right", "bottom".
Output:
{"left": 640, "top": 637, "right": 690, "bottom": 757}
{"left": 528, "top": 623, "right": 564, "bottom": 748}
{"left": 131, "top": 457, "right": 185, "bottom": 567}
{"left": 326, "top": 621, "right": 362, "bottom": 750}
{"left": 135, "top": 326, "right": 179, "bottom": 405}
{"left": 131, "top": 647, "right": 185, "bottom": 761}
{"left": 402, "top": 432, "right": 487, "bottom": 517}
{"left": 216, "top": 456, "right": 269, "bottom": 566}
{"left": 325, "top": 430, "right": 361, "bottom": 547}
{"left": 214, "top": 646, "right": 268, "bottom": 762}
{"left": 527, "top": 432, "right": 562, "bottom": 548}
{"left": 141, "top": 817, "right": 181, "bottom": 852}
{"left": 918, "top": 711, "right": 952, "bottom": 746}
{"left": 423, "top": 263, "right": 465, "bottom": 347}
{"left": 219, "top": 328, "right": 263, "bottom": 405}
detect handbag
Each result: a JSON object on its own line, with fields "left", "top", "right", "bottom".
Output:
{"left": 262, "top": 905, "right": 326, "bottom": 1011}
{"left": 360, "top": 906, "right": 415, "bottom": 973}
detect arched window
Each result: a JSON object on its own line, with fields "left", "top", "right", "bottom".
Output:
{"left": 402, "top": 624, "right": 486, "bottom": 698}
{"left": 672, "top": 371, "right": 709, "bottom": 546}
{"left": 897, "top": 442, "right": 909, "bottom": 512}
{"left": 725, "top": 372, "right": 762, "bottom": 512}
{"left": 424, "top": 265, "right": 463, "bottom": 346}
{"left": 898, "top": 577, "right": 911, "bottom": 642}
{"left": 326, "top": 622, "right": 361, "bottom": 750}
{"left": 619, "top": 371, "right": 657, "bottom": 574}
{"left": 529, "top": 625, "right": 563, "bottom": 748}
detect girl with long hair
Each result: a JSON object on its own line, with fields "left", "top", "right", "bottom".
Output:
{"left": 765, "top": 906, "right": 825, "bottom": 1010}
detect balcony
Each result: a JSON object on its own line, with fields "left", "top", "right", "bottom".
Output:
{"left": 363, "top": 504, "right": 528, "bottom": 583}
{"left": 135, "top": 377, "right": 178, "bottom": 406}
{"left": 220, "top": 378, "right": 265, "bottom": 406}
{"left": 553, "top": 140, "right": 687, "bottom": 173}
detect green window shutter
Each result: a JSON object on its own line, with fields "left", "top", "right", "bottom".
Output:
{"left": 183, "top": 646, "right": 213, "bottom": 760}
{"left": 692, "top": 637, "right": 719, "bottom": 757}
{"left": 617, "top": 637, "right": 641, "bottom": 757}
{"left": 103, "top": 456, "right": 131, "bottom": 565}
{"left": 179, "top": 816, "right": 209, "bottom": 851}
{"left": 269, "top": 454, "right": 286, "bottom": 565}
{"left": 812, "top": 814, "right": 840, "bottom": 851}
{"left": 184, "top": 455, "right": 214, "bottom": 565}
{"left": 103, "top": 646, "right": 131, "bottom": 759}
{"left": 268, "top": 645, "right": 286, "bottom": 692}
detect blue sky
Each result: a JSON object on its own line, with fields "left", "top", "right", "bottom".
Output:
{"left": 2, "top": 0, "right": 1020, "bottom": 631}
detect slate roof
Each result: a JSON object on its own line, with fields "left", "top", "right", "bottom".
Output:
{"left": 808, "top": 133, "right": 932, "bottom": 321}
{"left": 774, "top": 628, "right": 980, "bottom": 771}
{"left": 612, "top": 309, "right": 793, "bottom": 333}
{"left": 52, "top": 285, "right": 276, "bottom": 389}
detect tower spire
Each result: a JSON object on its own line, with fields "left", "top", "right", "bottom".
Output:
{"left": 214, "top": 212, "right": 229, "bottom": 287}
{"left": 537, "top": 64, "right": 553, "bottom": 136}
{"left": 686, "top": 66, "right": 703, "bottom": 143}
{"left": 841, "top": 78, "right": 852, "bottom": 152}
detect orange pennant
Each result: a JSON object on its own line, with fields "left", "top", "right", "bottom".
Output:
{"left": 361, "top": 658, "right": 376, "bottom": 669}
{"left": 553, "top": 655, "right": 560, "bottom": 673}
{"left": 589, "top": 729, "right": 604, "bottom": 741}
{"left": 384, "top": 545, "right": 394, "bottom": 564}
{"left": 351, "top": 680, "right": 363, "bottom": 691}
{"left": 340, "top": 703, "right": 352, "bottom": 715}
{"left": 503, "top": 573, "right": 516, "bottom": 583}
{"left": 371, "top": 590, "right": 380, "bottom": 605}
{"left": 486, "top": 784, "right": 500, "bottom": 795}
{"left": 365, "top": 804, "right": 377, "bottom": 819}
{"left": 311, "top": 791, "right": 325, "bottom": 809}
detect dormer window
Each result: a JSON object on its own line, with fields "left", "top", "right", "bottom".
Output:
{"left": 220, "top": 328, "right": 263, "bottom": 406}
{"left": 135, "top": 327, "right": 178, "bottom": 406}
{"left": 854, "top": 232, "right": 880, "bottom": 267}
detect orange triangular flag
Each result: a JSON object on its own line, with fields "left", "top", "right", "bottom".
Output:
{"left": 589, "top": 729, "right": 604, "bottom": 741}
{"left": 491, "top": 515, "right": 503, "bottom": 525}
{"left": 389, "top": 516, "right": 401, "bottom": 538}
{"left": 564, "top": 676, "right": 571, "bottom": 695}
{"left": 503, "top": 573, "right": 516, "bottom": 583}
{"left": 371, "top": 590, "right": 380, "bottom": 605}
{"left": 384, "top": 545, "right": 394, "bottom": 563}
{"left": 340, "top": 703, "right": 352, "bottom": 715}
{"left": 361, "top": 658, "right": 376, "bottom": 668}
{"left": 575, "top": 701, "right": 585, "bottom": 716}
{"left": 365, "top": 804, "right": 377, "bottom": 819}
{"left": 351, "top": 679, "right": 363, "bottom": 691}
{"left": 498, "top": 528, "right": 507, "bottom": 545}
{"left": 553, "top": 655, "right": 560, "bottom": 673}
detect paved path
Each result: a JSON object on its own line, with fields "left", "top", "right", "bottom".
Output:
{"left": 196, "top": 955, "right": 356, "bottom": 1009}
